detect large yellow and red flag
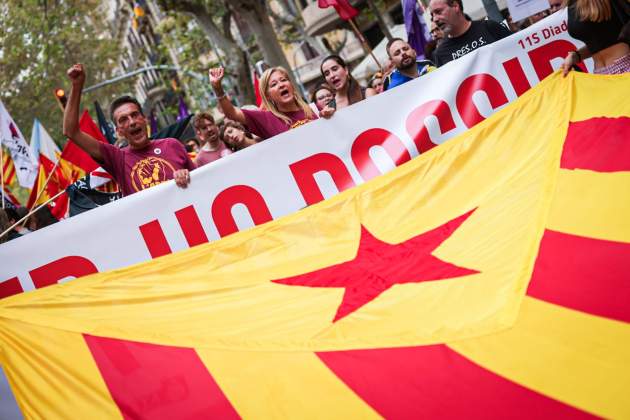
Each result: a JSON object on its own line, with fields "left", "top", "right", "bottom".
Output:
{"left": 0, "top": 72, "right": 628, "bottom": 419}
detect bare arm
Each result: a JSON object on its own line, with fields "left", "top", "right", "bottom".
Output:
{"left": 208, "top": 67, "right": 247, "bottom": 126}
{"left": 62, "top": 64, "right": 104, "bottom": 162}
{"left": 561, "top": 46, "right": 591, "bottom": 77}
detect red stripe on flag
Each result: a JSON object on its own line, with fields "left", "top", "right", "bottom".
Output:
{"left": 527, "top": 229, "right": 630, "bottom": 323}
{"left": 561, "top": 117, "right": 630, "bottom": 172}
{"left": 317, "top": 344, "right": 592, "bottom": 419}
{"left": 84, "top": 335, "right": 240, "bottom": 420}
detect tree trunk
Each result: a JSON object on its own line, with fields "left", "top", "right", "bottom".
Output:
{"left": 228, "top": 0, "right": 296, "bottom": 84}
{"left": 156, "top": 0, "right": 256, "bottom": 105}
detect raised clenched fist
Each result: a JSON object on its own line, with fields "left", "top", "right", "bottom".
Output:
{"left": 67, "top": 63, "right": 86, "bottom": 85}
{"left": 208, "top": 67, "right": 225, "bottom": 89}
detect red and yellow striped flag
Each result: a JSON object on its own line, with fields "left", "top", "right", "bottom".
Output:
{"left": 0, "top": 72, "right": 628, "bottom": 418}
{"left": 2, "top": 150, "right": 16, "bottom": 186}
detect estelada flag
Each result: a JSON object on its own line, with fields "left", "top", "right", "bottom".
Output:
{"left": 318, "top": 0, "right": 359, "bottom": 20}
{"left": 0, "top": 72, "right": 629, "bottom": 418}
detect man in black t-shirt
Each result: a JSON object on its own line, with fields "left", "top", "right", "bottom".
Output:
{"left": 429, "top": 0, "right": 512, "bottom": 67}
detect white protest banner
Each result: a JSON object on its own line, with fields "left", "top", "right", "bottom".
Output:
{"left": 0, "top": 11, "right": 590, "bottom": 298}
{"left": 0, "top": 100, "right": 37, "bottom": 188}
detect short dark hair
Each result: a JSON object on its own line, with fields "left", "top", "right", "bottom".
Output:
{"left": 193, "top": 112, "right": 215, "bottom": 129}
{"left": 386, "top": 37, "right": 407, "bottom": 56}
{"left": 109, "top": 96, "right": 143, "bottom": 124}
{"left": 446, "top": 0, "right": 464, "bottom": 11}
{"left": 4, "top": 207, "right": 19, "bottom": 223}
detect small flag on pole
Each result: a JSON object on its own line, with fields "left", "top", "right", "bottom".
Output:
{"left": 318, "top": 0, "right": 359, "bottom": 20}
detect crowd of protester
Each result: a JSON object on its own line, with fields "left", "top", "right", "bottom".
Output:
{"left": 0, "top": 205, "right": 57, "bottom": 244}
{"left": 1, "top": 0, "right": 628, "bottom": 245}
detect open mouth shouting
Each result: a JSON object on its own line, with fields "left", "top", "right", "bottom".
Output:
{"left": 279, "top": 87, "right": 291, "bottom": 100}
{"left": 128, "top": 126, "right": 144, "bottom": 140}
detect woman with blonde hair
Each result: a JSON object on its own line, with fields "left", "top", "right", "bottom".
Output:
{"left": 209, "top": 67, "right": 335, "bottom": 140}
{"left": 562, "top": 0, "right": 630, "bottom": 75}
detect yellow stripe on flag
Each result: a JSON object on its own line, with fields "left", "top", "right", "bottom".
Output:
{"left": 548, "top": 169, "right": 630, "bottom": 243}
{"left": 0, "top": 319, "right": 121, "bottom": 419}
{"left": 197, "top": 348, "right": 380, "bottom": 419}
{"left": 569, "top": 72, "right": 630, "bottom": 121}
{"left": 448, "top": 296, "right": 630, "bottom": 419}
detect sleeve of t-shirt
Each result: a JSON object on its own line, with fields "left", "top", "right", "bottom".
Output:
{"left": 241, "top": 108, "right": 272, "bottom": 139}
{"left": 486, "top": 20, "right": 512, "bottom": 41}
{"left": 98, "top": 142, "right": 123, "bottom": 182}
{"left": 170, "top": 138, "right": 196, "bottom": 170}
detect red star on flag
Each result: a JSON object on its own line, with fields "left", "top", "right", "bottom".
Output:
{"left": 274, "top": 210, "right": 480, "bottom": 322}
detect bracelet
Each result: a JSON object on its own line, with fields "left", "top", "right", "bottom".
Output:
{"left": 216, "top": 92, "right": 227, "bottom": 100}
{"left": 572, "top": 50, "right": 582, "bottom": 62}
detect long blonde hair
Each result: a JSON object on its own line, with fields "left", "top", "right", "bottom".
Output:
{"left": 564, "top": 0, "right": 611, "bottom": 22}
{"left": 259, "top": 67, "right": 314, "bottom": 125}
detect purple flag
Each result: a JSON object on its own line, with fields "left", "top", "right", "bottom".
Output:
{"left": 149, "top": 110, "right": 158, "bottom": 136}
{"left": 177, "top": 96, "right": 190, "bottom": 122}
{"left": 403, "top": 0, "right": 431, "bottom": 60}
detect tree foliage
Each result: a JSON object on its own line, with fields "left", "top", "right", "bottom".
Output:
{"left": 0, "top": 0, "right": 131, "bottom": 145}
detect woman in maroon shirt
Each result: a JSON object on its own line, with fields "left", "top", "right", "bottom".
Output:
{"left": 209, "top": 67, "right": 335, "bottom": 140}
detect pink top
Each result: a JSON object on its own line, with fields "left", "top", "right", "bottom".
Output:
{"left": 241, "top": 108, "right": 317, "bottom": 140}
{"left": 99, "top": 138, "right": 196, "bottom": 196}
{"left": 195, "top": 142, "right": 232, "bottom": 167}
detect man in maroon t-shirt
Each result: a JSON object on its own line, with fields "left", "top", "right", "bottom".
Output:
{"left": 63, "top": 63, "right": 195, "bottom": 197}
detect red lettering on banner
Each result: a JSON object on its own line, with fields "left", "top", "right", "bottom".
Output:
{"left": 289, "top": 153, "right": 356, "bottom": 206}
{"left": 456, "top": 73, "right": 509, "bottom": 128}
{"left": 503, "top": 57, "right": 532, "bottom": 97}
{"left": 139, "top": 220, "right": 173, "bottom": 258}
{"left": 405, "top": 100, "right": 456, "bottom": 153}
{"left": 351, "top": 128, "right": 412, "bottom": 181}
{"left": 29, "top": 256, "right": 99, "bottom": 289}
{"left": 528, "top": 39, "right": 584, "bottom": 81}
{"left": 211, "top": 185, "right": 273, "bottom": 237}
{"left": 175, "top": 205, "right": 209, "bottom": 247}
{"left": 0, "top": 277, "right": 24, "bottom": 299}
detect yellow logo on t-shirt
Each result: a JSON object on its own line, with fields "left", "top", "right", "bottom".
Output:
{"left": 289, "top": 119, "right": 310, "bottom": 130}
{"left": 131, "top": 156, "right": 175, "bottom": 192}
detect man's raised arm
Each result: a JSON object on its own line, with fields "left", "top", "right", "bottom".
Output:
{"left": 62, "top": 63, "right": 104, "bottom": 162}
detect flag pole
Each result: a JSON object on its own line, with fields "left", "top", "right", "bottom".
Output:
{"left": 348, "top": 18, "right": 382, "bottom": 71}
{"left": 0, "top": 145, "right": 5, "bottom": 209}
{"left": 29, "top": 159, "right": 61, "bottom": 211}
{"left": 0, "top": 189, "right": 65, "bottom": 240}
{"left": 21, "top": 159, "right": 62, "bottom": 227}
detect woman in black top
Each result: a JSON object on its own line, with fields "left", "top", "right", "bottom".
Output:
{"left": 562, "top": 0, "right": 630, "bottom": 75}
